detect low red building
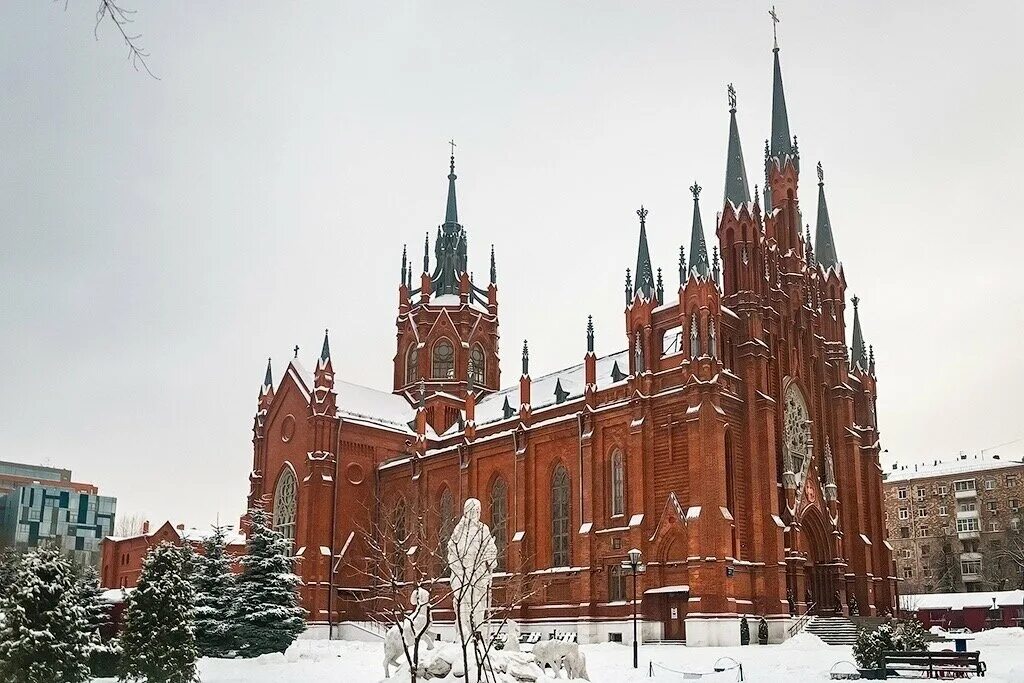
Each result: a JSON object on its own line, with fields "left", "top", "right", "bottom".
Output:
{"left": 902, "top": 590, "right": 1024, "bottom": 632}
{"left": 99, "top": 520, "right": 245, "bottom": 589}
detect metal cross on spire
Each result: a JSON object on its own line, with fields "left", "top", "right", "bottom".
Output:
{"left": 727, "top": 83, "right": 737, "bottom": 112}
{"left": 769, "top": 5, "right": 780, "bottom": 49}
{"left": 448, "top": 139, "right": 456, "bottom": 173}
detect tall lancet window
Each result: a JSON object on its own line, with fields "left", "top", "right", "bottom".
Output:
{"left": 690, "top": 314, "right": 699, "bottom": 357}
{"left": 551, "top": 464, "right": 571, "bottom": 567}
{"left": 272, "top": 468, "right": 297, "bottom": 546}
{"left": 432, "top": 339, "right": 455, "bottom": 379}
{"left": 634, "top": 330, "right": 644, "bottom": 373}
{"left": 490, "top": 477, "right": 509, "bottom": 572}
{"left": 708, "top": 319, "right": 717, "bottom": 358}
{"left": 610, "top": 449, "right": 625, "bottom": 517}
{"left": 469, "top": 344, "right": 485, "bottom": 385}
{"left": 438, "top": 487, "right": 455, "bottom": 576}
{"left": 784, "top": 383, "right": 812, "bottom": 488}
{"left": 405, "top": 344, "right": 418, "bottom": 385}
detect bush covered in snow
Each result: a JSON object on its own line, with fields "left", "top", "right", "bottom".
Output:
{"left": 853, "top": 619, "right": 927, "bottom": 670}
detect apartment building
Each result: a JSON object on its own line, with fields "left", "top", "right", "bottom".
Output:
{"left": 884, "top": 456, "right": 1024, "bottom": 593}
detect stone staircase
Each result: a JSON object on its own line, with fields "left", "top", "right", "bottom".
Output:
{"left": 805, "top": 615, "right": 859, "bottom": 645}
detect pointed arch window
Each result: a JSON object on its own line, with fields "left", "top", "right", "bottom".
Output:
{"left": 690, "top": 313, "right": 700, "bottom": 357}
{"left": 438, "top": 487, "right": 455, "bottom": 576}
{"left": 405, "top": 344, "right": 418, "bottom": 385}
{"left": 551, "top": 464, "right": 571, "bottom": 567}
{"left": 610, "top": 450, "right": 625, "bottom": 517}
{"left": 391, "top": 499, "right": 408, "bottom": 578}
{"left": 272, "top": 468, "right": 297, "bottom": 545}
{"left": 708, "top": 318, "right": 717, "bottom": 359}
{"left": 490, "top": 477, "right": 509, "bottom": 572}
{"left": 432, "top": 339, "right": 455, "bottom": 379}
{"left": 469, "top": 344, "right": 485, "bottom": 385}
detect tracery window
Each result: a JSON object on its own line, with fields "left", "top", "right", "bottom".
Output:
{"left": 784, "top": 383, "right": 812, "bottom": 488}
{"left": 551, "top": 464, "right": 571, "bottom": 567}
{"left": 469, "top": 344, "right": 485, "bottom": 385}
{"left": 490, "top": 477, "right": 509, "bottom": 572}
{"left": 610, "top": 450, "right": 625, "bottom": 517}
{"left": 405, "top": 344, "right": 418, "bottom": 384}
{"left": 708, "top": 319, "right": 717, "bottom": 358}
{"left": 432, "top": 339, "right": 455, "bottom": 379}
{"left": 273, "top": 468, "right": 297, "bottom": 545}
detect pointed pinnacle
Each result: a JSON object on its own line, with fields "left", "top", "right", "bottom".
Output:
{"left": 521, "top": 339, "right": 529, "bottom": 376}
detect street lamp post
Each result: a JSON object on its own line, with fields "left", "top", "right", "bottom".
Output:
{"left": 623, "top": 548, "right": 646, "bottom": 669}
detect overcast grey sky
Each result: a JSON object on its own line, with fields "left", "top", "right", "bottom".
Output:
{"left": 2, "top": 2, "right": 1023, "bottom": 528}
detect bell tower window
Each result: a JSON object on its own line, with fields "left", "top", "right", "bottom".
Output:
{"left": 469, "top": 344, "right": 485, "bottom": 385}
{"left": 432, "top": 339, "right": 455, "bottom": 379}
{"left": 405, "top": 345, "right": 418, "bottom": 385}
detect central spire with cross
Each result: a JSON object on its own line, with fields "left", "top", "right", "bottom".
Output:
{"left": 769, "top": 5, "right": 780, "bottom": 50}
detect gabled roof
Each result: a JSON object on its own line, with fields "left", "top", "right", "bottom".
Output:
{"left": 288, "top": 361, "right": 418, "bottom": 434}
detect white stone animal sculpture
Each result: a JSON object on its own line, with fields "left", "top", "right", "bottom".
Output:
{"left": 502, "top": 619, "right": 521, "bottom": 653}
{"left": 382, "top": 587, "right": 435, "bottom": 679}
{"left": 532, "top": 639, "right": 580, "bottom": 678}
{"left": 563, "top": 648, "right": 590, "bottom": 681}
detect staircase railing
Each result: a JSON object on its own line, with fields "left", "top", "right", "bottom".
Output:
{"left": 787, "top": 602, "right": 816, "bottom": 637}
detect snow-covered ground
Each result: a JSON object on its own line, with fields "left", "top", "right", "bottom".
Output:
{"left": 92, "top": 627, "right": 1024, "bottom": 682}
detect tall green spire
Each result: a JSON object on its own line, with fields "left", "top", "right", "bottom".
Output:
{"left": 850, "top": 296, "right": 867, "bottom": 371}
{"left": 633, "top": 206, "right": 656, "bottom": 300}
{"left": 430, "top": 149, "right": 469, "bottom": 296}
{"left": 320, "top": 329, "right": 331, "bottom": 364}
{"left": 770, "top": 44, "right": 794, "bottom": 159}
{"left": 263, "top": 358, "right": 273, "bottom": 389}
{"left": 814, "top": 162, "right": 840, "bottom": 269}
{"left": 444, "top": 151, "right": 458, "bottom": 226}
{"left": 724, "top": 84, "right": 751, "bottom": 206}
{"left": 688, "top": 182, "right": 710, "bottom": 278}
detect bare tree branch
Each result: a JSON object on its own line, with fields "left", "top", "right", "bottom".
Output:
{"left": 65, "top": 0, "right": 159, "bottom": 79}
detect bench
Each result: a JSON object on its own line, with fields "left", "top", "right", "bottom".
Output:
{"left": 881, "top": 650, "right": 986, "bottom": 679}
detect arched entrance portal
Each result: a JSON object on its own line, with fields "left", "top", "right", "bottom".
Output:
{"left": 800, "top": 507, "right": 835, "bottom": 614}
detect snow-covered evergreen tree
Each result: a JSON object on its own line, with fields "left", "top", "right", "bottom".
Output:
{"left": 118, "top": 542, "right": 199, "bottom": 683}
{"left": 230, "top": 506, "right": 306, "bottom": 657}
{"left": 75, "top": 564, "right": 111, "bottom": 645}
{"left": 192, "top": 524, "right": 237, "bottom": 657}
{"left": 0, "top": 546, "right": 91, "bottom": 683}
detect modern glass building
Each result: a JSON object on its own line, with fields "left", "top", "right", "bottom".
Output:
{"left": 0, "top": 484, "right": 116, "bottom": 566}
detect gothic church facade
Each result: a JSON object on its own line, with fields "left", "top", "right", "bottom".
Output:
{"left": 248, "top": 37, "right": 894, "bottom": 646}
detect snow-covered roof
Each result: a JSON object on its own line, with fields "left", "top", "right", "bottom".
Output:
{"left": 884, "top": 456, "right": 1024, "bottom": 483}
{"left": 178, "top": 527, "right": 246, "bottom": 546}
{"left": 901, "top": 590, "right": 1024, "bottom": 611}
{"left": 289, "top": 361, "right": 417, "bottom": 434}
{"left": 101, "top": 587, "right": 134, "bottom": 604}
{"left": 474, "top": 350, "right": 630, "bottom": 426}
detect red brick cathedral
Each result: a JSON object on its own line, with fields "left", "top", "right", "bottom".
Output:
{"left": 248, "top": 37, "right": 894, "bottom": 646}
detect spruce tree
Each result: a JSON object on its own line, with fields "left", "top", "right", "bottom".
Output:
{"left": 230, "top": 506, "right": 306, "bottom": 656}
{"left": 192, "top": 524, "right": 237, "bottom": 657}
{"left": 118, "top": 542, "right": 199, "bottom": 683}
{"left": 75, "top": 563, "right": 120, "bottom": 676}
{"left": 0, "top": 546, "right": 91, "bottom": 683}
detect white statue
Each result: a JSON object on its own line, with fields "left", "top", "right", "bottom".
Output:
{"left": 382, "top": 586, "right": 434, "bottom": 679}
{"left": 502, "top": 619, "right": 521, "bottom": 652}
{"left": 447, "top": 498, "right": 498, "bottom": 652}
{"left": 533, "top": 639, "right": 583, "bottom": 679}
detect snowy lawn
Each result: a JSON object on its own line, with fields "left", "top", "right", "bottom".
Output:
{"left": 92, "top": 627, "right": 1024, "bottom": 682}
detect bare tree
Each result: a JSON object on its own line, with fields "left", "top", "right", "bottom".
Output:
{"left": 349, "top": 494, "right": 539, "bottom": 683}
{"left": 114, "top": 512, "right": 147, "bottom": 537}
